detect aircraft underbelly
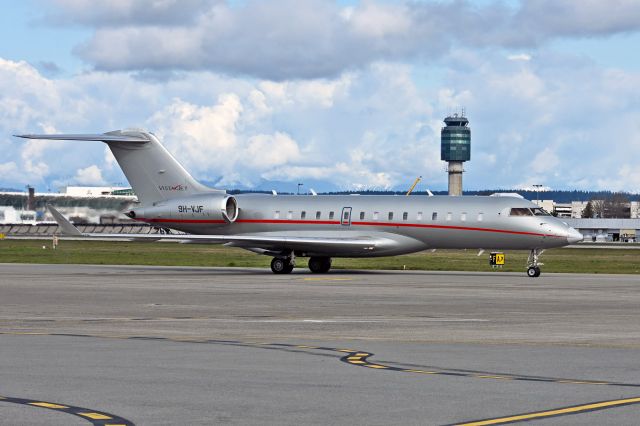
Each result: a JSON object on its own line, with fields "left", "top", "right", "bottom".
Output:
{"left": 166, "top": 221, "right": 547, "bottom": 253}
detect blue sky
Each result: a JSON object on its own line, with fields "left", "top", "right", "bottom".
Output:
{"left": 1, "top": 0, "right": 640, "bottom": 193}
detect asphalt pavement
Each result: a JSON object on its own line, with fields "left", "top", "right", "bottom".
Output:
{"left": 2, "top": 264, "right": 640, "bottom": 425}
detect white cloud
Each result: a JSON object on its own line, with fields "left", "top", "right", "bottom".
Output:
{"left": 507, "top": 53, "right": 532, "bottom": 61}
{"left": 346, "top": 2, "right": 412, "bottom": 39}
{"left": 40, "top": 0, "right": 640, "bottom": 80}
{"left": 47, "top": 0, "right": 210, "bottom": 26}
{"left": 246, "top": 132, "right": 301, "bottom": 169}
{"left": 73, "top": 164, "right": 105, "bottom": 185}
{"left": 0, "top": 162, "right": 18, "bottom": 181}
{"left": 516, "top": 0, "right": 640, "bottom": 39}
{"left": 259, "top": 75, "right": 353, "bottom": 109}
{"left": 2, "top": 41, "right": 640, "bottom": 194}
{"left": 146, "top": 95, "right": 243, "bottom": 180}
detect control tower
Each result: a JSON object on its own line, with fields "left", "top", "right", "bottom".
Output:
{"left": 441, "top": 112, "right": 470, "bottom": 196}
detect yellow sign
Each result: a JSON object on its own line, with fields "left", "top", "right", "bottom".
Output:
{"left": 490, "top": 252, "right": 505, "bottom": 266}
{"left": 0, "top": 233, "right": 5, "bottom": 239}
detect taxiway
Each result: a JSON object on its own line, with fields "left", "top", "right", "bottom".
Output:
{"left": 1, "top": 264, "right": 640, "bottom": 425}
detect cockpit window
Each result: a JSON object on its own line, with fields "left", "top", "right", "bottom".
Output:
{"left": 509, "top": 208, "right": 533, "bottom": 216}
{"left": 531, "top": 208, "right": 551, "bottom": 216}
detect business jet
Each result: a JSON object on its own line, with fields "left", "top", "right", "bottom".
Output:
{"left": 16, "top": 129, "right": 582, "bottom": 277}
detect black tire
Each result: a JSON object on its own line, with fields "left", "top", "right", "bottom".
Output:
{"left": 271, "top": 258, "right": 288, "bottom": 274}
{"left": 283, "top": 262, "right": 294, "bottom": 274}
{"left": 527, "top": 267, "right": 540, "bottom": 278}
{"left": 308, "top": 257, "right": 331, "bottom": 273}
{"left": 534, "top": 267, "right": 541, "bottom": 277}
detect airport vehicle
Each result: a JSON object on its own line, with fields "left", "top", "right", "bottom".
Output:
{"left": 16, "top": 130, "right": 582, "bottom": 277}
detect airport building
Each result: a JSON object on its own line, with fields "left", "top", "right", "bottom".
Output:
{"left": 564, "top": 218, "right": 640, "bottom": 242}
{"left": 62, "top": 186, "right": 134, "bottom": 197}
{"left": 532, "top": 199, "right": 640, "bottom": 241}
{"left": 0, "top": 206, "right": 37, "bottom": 225}
{"left": 0, "top": 186, "right": 136, "bottom": 225}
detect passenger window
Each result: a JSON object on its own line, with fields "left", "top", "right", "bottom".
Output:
{"left": 360, "top": 211, "right": 365, "bottom": 220}
{"left": 373, "top": 212, "right": 379, "bottom": 220}
{"left": 446, "top": 212, "right": 452, "bottom": 221}
{"left": 316, "top": 211, "right": 321, "bottom": 219}
{"left": 461, "top": 212, "right": 466, "bottom": 221}
{"left": 287, "top": 211, "right": 293, "bottom": 219}
{"left": 477, "top": 212, "right": 484, "bottom": 222}
{"left": 403, "top": 212, "right": 408, "bottom": 221}
{"left": 301, "top": 211, "right": 306, "bottom": 219}
{"left": 417, "top": 212, "right": 423, "bottom": 221}
{"left": 432, "top": 212, "right": 437, "bottom": 221}
{"left": 388, "top": 212, "right": 394, "bottom": 221}
{"left": 329, "top": 211, "right": 334, "bottom": 220}
{"left": 274, "top": 211, "right": 280, "bottom": 219}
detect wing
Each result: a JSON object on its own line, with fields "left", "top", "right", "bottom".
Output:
{"left": 46, "top": 205, "right": 391, "bottom": 255}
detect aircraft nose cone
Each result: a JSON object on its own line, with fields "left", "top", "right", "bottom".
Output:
{"left": 567, "top": 228, "right": 583, "bottom": 244}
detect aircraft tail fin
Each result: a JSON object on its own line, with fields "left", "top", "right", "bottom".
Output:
{"left": 16, "top": 130, "right": 221, "bottom": 205}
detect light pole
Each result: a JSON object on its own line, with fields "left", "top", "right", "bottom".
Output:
{"left": 532, "top": 184, "right": 543, "bottom": 206}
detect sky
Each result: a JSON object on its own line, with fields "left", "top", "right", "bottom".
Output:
{"left": 1, "top": 0, "right": 640, "bottom": 193}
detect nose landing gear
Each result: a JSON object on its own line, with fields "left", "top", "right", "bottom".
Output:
{"left": 527, "top": 266, "right": 540, "bottom": 277}
{"left": 526, "top": 249, "right": 544, "bottom": 277}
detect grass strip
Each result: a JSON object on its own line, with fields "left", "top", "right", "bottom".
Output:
{"left": 1, "top": 239, "right": 639, "bottom": 274}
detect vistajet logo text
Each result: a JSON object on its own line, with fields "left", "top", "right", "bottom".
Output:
{"left": 158, "top": 184, "right": 188, "bottom": 191}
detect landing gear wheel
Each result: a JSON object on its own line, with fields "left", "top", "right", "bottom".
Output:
{"left": 308, "top": 257, "right": 332, "bottom": 273}
{"left": 526, "top": 249, "right": 544, "bottom": 278}
{"left": 271, "top": 257, "right": 293, "bottom": 274}
{"left": 527, "top": 266, "right": 541, "bottom": 278}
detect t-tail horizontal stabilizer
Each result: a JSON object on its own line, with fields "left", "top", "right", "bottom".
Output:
{"left": 15, "top": 129, "right": 217, "bottom": 205}
{"left": 14, "top": 132, "right": 149, "bottom": 143}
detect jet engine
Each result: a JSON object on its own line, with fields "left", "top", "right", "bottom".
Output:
{"left": 126, "top": 194, "right": 238, "bottom": 225}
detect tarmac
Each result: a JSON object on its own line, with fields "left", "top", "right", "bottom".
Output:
{"left": 2, "top": 263, "right": 640, "bottom": 425}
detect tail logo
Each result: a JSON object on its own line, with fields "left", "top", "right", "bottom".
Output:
{"left": 158, "top": 184, "right": 188, "bottom": 191}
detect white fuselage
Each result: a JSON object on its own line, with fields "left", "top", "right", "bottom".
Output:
{"left": 133, "top": 194, "right": 581, "bottom": 257}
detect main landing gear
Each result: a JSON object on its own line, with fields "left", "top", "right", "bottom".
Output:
{"left": 308, "top": 257, "right": 332, "bottom": 274}
{"left": 270, "top": 256, "right": 333, "bottom": 274}
{"left": 526, "top": 249, "right": 544, "bottom": 278}
{"left": 270, "top": 257, "right": 294, "bottom": 274}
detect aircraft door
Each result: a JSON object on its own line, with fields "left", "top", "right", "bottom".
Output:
{"left": 341, "top": 207, "right": 352, "bottom": 226}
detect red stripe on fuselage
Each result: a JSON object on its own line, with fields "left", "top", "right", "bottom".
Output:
{"left": 136, "top": 217, "right": 565, "bottom": 238}
{"left": 350, "top": 221, "right": 562, "bottom": 238}
{"left": 137, "top": 217, "right": 226, "bottom": 224}
{"left": 238, "top": 219, "right": 341, "bottom": 225}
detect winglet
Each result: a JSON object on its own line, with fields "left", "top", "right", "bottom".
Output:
{"left": 47, "top": 205, "right": 82, "bottom": 236}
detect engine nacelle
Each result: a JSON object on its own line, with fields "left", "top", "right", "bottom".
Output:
{"left": 127, "top": 194, "right": 238, "bottom": 225}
